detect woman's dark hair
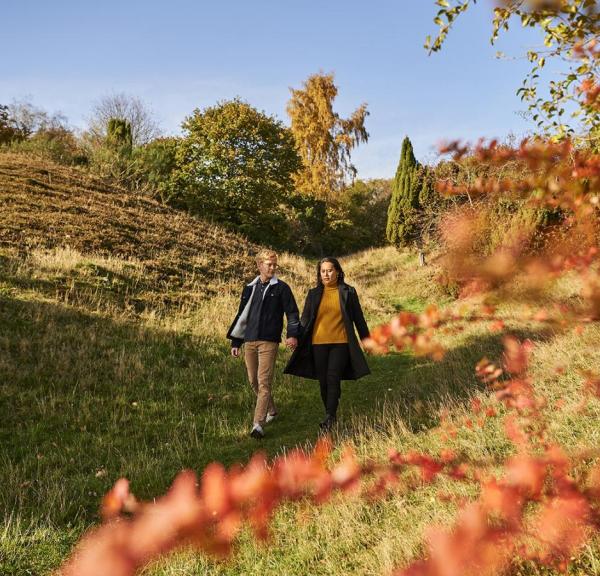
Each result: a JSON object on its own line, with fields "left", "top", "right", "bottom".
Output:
{"left": 316, "top": 257, "right": 345, "bottom": 286}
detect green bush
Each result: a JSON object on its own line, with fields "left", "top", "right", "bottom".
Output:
{"left": 87, "top": 118, "right": 135, "bottom": 185}
{"left": 280, "top": 179, "right": 390, "bottom": 256}
{"left": 0, "top": 104, "right": 22, "bottom": 145}
{"left": 322, "top": 179, "right": 391, "bottom": 255}
{"left": 8, "top": 128, "right": 88, "bottom": 166}
{"left": 106, "top": 118, "right": 133, "bottom": 154}
{"left": 130, "top": 137, "right": 180, "bottom": 201}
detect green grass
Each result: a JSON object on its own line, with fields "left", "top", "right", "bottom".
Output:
{"left": 1, "top": 246, "right": 600, "bottom": 575}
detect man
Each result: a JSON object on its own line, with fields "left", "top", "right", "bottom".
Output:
{"left": 227, "top": 249, "right": 300, "bottom": 439}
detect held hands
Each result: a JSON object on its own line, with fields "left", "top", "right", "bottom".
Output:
{"left": 232, "top": 340, "right": 296, "bottom": 356}
{"left": 360, "top": 337, "right": 371, "bottom": 354}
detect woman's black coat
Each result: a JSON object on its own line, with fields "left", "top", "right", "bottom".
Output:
{"left": 284, "top": 283, "right": 370, "bottom": 380}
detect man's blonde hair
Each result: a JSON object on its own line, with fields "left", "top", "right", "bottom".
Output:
{"left": 255, "top": 249, "right": 278, "bottom": 266}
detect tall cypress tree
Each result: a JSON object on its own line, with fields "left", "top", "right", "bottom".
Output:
{"left": 386, "top": 136, "right": 420, "bottom": 246}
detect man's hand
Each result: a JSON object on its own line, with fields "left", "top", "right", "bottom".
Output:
{"left": 285, "top": 337, "right": 298, "bottom": 350}
{"left": 231, "top": 347, "right": 240, "bottom": 358}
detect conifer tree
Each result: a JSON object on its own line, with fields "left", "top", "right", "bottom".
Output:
{"left": 106, "top": 118, "right": 133, "bottom": 154}
{"left": 386, "top": 136, "right": 420, "bottom": 246}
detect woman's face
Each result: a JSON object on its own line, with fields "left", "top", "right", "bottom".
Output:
{"left": 320, "top": 262, "right": 338, "bottom": 286}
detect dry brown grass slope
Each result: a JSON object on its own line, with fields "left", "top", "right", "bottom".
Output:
{"left": 0, "top": 152, "right": 260, "bottom": 312}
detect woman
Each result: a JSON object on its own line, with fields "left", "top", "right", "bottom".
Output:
{"left": 284, "top": 257, "right": 370, "bottom": 431}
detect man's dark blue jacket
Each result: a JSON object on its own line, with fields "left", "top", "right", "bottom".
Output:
{"left": 227, "top": 276, "right": 301, "bottom": 348}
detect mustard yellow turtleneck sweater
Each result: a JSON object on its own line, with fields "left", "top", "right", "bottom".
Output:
{"left": 312, "top": 284, "right": 348, "bottom": 344}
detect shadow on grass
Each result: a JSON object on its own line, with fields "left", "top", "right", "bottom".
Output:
{"left": 0, "top": 294, "right": 253, "bottom": 523}
{"left": 0, "top": 287, "right": 554, "bottom": 530}
{"left": 0, "top": 249, "right": 228, "bottom": 318}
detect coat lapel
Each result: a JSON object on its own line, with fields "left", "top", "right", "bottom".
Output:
{"left": 338, "top": 284, "right": 353, "bottom": 338}
{"left": 339, "top": 283, "right": 349, "bottom": 310}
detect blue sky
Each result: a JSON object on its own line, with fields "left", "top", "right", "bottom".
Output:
{"left": 1, "top": 0, "right": 544, "bottom": 178}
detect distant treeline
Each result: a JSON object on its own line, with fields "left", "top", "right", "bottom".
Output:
{"left": 0, "top": 77, "right": 392, "bottom": 256}
{"left": 0, "top": 75, "right": 555, "bottom": 261}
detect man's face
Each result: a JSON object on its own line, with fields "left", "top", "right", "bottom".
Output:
{"left": 258, "top": 258, "right": 278, "bottom": 280}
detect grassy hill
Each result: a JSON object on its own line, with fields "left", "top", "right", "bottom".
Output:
{"left": 1, "top": 153, "right": 599, "bottom": 575}
{"left": 0, "top": 152, "right": 260, "bottom": 313}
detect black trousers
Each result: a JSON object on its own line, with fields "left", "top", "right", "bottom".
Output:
{"left": 312, "top": 343, "right": 350, "bottom": 417}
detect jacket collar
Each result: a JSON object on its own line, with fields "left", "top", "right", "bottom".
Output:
{"left": 314, "top": 283, "right": 349, "bottom": 302}
{"left": 247, "top": 275, "right": 279, "bottom": 287}
{"left": 316, "top": 282, "right": 348, "bottom": 292}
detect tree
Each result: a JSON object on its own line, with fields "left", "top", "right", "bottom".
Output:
{"left": 1, "top": 100, "right": 84, "bottom": 164}
{"left": 426, "top": 0, "right": 600, "bottom": 140}
{"left": 0, "top": 104, "right": 16, "bottom": 144}
{"left": 11, "top": 127, "right": 84, "bottom": 165}
{"left": 323, "top": 179, "right": 392, "bottom": 254}
{"left": 85, "top": 118, "right": 135, "bottom": 184}
{"left": 131, "top": 137, "right": 180, "bottom": 202}
{"left": 106, "top": 118, "right": 133, "bottom": 154}
{"left": 172, "top": 99, "right": 301, "bottom": 243}
{"left": 418, "top": 165, "right": 436, "bottom": 209}
{"left": 287, "top": 72, "right": 369, "bottom": 201}
{"left": 415, "top": 165, "right": 442, "bottom": 252}
{"left": 3, "top": 99, "right": 68, "bottom": 141}
{"left": 386, "top": 137, "right": 420, "bottom": 247}
{"left": 88, "top": 93, "right": 160, "bottom": 146}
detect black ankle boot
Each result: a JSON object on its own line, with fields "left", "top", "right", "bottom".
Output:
{"left": 319, "top": 414, "right": 336, "bottom": 431}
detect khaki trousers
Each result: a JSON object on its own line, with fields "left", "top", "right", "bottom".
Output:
{"left": 244, "top": 340, "right": 279, "bottom": 426}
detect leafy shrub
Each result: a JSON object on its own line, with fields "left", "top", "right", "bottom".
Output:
{"left": 280, "top": 179, "right": 390, "bottom": 255}
{"left": 106, "top": 118, "right": 133, "bottom": 153}
{"left": 8, "top": 127, "right": 88, "bottom": 166}
{"left": 321, "top": 179, "right": 390, "bottom": 255}
{"left": 130, "top": 137, "right": 179, "bottom": 201}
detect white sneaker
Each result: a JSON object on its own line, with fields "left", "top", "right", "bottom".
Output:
{"left": 265, "top": 412, "right": 278, "bottom": 424}
{"left": 250, "top": 423, "right": 264, "bottom": 439}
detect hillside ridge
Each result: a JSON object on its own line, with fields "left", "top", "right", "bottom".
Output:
{"left": 0, "top": 152, "right": 260, "bottom": 308}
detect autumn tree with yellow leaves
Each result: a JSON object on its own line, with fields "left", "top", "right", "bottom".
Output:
{"left": 287, "top": 72, "right": 369, "bottom": 201}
